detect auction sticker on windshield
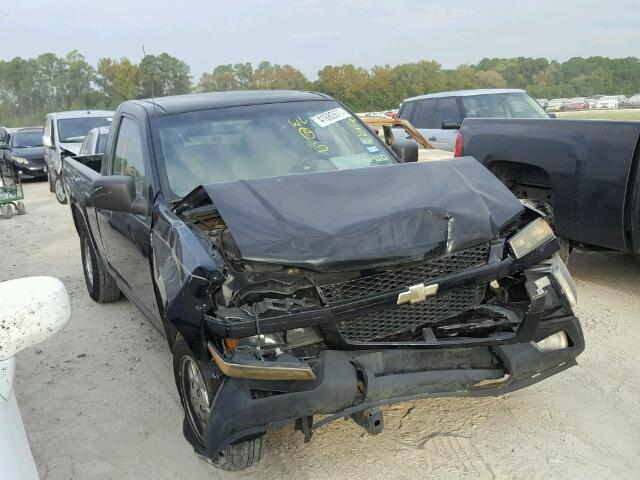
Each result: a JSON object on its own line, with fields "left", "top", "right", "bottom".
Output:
{"left": 310, "top": 107, "right": 351, "bottom": 128}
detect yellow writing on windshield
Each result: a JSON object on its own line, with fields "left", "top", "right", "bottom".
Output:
{"left": 288, "top": 116, "right": 329, "bottom": 154}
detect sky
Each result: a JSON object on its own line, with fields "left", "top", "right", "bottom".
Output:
{"left": 1, "top": 0, "right": 639, "bottom": 81}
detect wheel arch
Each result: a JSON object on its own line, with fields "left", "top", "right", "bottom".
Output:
{"left": 486, "top": 160, "right": 553, "bottom": 203}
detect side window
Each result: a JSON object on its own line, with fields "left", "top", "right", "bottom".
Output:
{"left": 112, "top": 117, "right": 146, "bottom": 198}
{"left": 412, "top": 99, "right": 437, "bottom": 129}
{"left": 398, "top": 102, "right": 414, "bottom": 121}
{"left": 435, "top": 98, "right": 462, "bottom": 127}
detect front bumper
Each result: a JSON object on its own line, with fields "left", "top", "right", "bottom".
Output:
{"left": 14, "top": 165, "right": 47, "bottom": 179}
{"left": 199, "top": 313, "right": 583, "bottom": 459}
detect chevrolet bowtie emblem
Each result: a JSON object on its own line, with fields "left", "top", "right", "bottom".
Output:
{"left": 397, "top": 283, "right": 439, "bottom": 305}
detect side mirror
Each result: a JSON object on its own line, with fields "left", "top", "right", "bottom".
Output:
{"left": 43, "top": 135, "right": 53, "bottom": 148}
{"left": 441, "top": 120, "right": 460, "bottom": 130}
{"left": 391, "top": 139, "right": 419, "bottom": 163}
{"left": 0, "top": 144, "right": 10, "bottom": 150}
{"left": 88, "top": 175, "right": 147, "bottom": 215}
{"left": 0, "top": 277, "right": 71, "bottom": 361}
{"left": 548, "top": 113, "right": 557, "bottom": 119}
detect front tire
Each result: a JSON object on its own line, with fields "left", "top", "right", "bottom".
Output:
{"left": 16, "top": 201, "right": 25, "bottom": 215}
{"left": 173, "top": 338, "right": 263, "bottom": 471}
{"left": 54, "top": 174, "right": 67, "bottom": 204}
{"left": 80, "top": 227, "right": 121, "bottom": 303}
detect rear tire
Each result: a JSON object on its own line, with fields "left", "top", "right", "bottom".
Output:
{"left": 16, "top": 201, "right": 25, "bottom": 215}
{"left": 173, "top": 338, "right": 263, "bottom": 471}
{"left": 54, "top": 174, "right": 67, "bottom": 204}
{"left": 80, "top": 226, "right": 121, "bottom": 303}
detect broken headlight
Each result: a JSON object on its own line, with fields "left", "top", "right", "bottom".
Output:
{"left": 509, "top": 217, "right": 555, "bottom": 259}
{"left": 224, "top": 327, "right": 323, "bottom": 354}
{"left": 550, "top": 253, "right": 577, "bottom": 307}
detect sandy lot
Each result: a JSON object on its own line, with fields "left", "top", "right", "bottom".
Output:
{"left": 2, "top": 181, "right": 640, "bottom": 479}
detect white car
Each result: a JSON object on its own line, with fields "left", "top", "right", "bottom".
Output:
{"left": 397, "top": 89, "right": 550, "bottom": 151}
{"left": 0, "top": 277, "right": 70, "bottom": 480}
{"left": 595, "top": 96, "right": 619, "bottom": 109}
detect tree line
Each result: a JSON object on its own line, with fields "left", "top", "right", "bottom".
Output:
{"left": 1, "top": 51, "right": 639, "bottom": 127}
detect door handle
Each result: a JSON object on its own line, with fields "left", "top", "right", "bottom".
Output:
{"left": 428, "top": 136, "right": 437, "bottom": 141}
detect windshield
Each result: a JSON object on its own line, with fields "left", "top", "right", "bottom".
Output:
{"left": 11, "top": 130, "right": 43, "bottom": 148}
{"left": 57, "top": 117, "right": 112, "bottom": 143}
{"left": 157, "top": 100, "right": 396, "bottom": 197}
{"left": 461, "top": 93, "right": 549, "bottom": 119}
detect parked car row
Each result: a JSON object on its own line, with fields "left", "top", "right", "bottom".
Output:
{"left": 538, "top": 94, "right": 640, "bottom": 111}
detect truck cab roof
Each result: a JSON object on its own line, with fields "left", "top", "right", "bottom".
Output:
{"left": 129, "top": 90, "right": 332, "bottom": 116}
{"left": 404, "top": 89, "right": 526, "bottom": 103}
{"left": 45, "top": 110, "right": 115, "bottom": 120}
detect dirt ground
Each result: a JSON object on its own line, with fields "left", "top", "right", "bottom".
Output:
{"left": 2, "top": 181, "right": 640, "bottom": 480}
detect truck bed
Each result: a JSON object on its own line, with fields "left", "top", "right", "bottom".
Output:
{"left": 459, "top": 118, "right": 640, "bottom": 253}
{"left": 63, "top": 155, "right": 101, "bottom": 207}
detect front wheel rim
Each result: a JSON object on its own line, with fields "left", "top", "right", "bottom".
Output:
{"left": 55, "top": 178, "right": 66, "bottom": 201}
{"left": 83, "top": 238, "right": 93, "bottom": 287}
{"left": 180, "top": 356, "right": 211, "bottom": 444}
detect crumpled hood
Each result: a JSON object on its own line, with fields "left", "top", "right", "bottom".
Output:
{"left": 59, "top": 142, "right": 82, "bottom": 155}
{"left": 195, "top": 157, "right": 524, "bottom": 270}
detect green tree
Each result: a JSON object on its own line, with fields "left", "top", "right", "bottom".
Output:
{"left": 476, "top": 70, "right": 507, "bottom": 88}
{"left": 198, "top": 64, "right": 240, "bottom": 91}
{"left": 139, "top": 53, "right": 191, "bottom": 97}
{"left": 96, "top": 57, "right": 140, "bottom": 106}
{"left": 316, "top": 64, "right": 370, "bottom": 111}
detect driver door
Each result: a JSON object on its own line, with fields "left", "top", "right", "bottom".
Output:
{"left": 96, "top": 115, "right": 160, "bottom": 326}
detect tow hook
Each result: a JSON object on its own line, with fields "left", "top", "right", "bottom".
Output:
{"left": 351, "top": 406, "right": 384, "bottom": 435}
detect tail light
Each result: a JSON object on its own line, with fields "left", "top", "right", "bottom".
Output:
{"left": 453, "top": 131, "right": 463, "bottom": 157}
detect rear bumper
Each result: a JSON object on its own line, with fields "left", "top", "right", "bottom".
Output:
{"left": 199, "top": 314, "right": 583, "bottom": 459}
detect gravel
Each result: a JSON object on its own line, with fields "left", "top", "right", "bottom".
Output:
{"left": 3, "top": 181, "right": 640, "bottom": 479}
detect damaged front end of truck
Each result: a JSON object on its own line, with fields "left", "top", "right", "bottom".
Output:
{"left": 153, "top": 157, "right": 584, "bottom": 463}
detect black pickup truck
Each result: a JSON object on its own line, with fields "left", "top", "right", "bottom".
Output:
{"left": 457, "top": 118, "right": 640, "bottom": 258}
{"left": 63, "top": 91, "right": 583, "bottom": 470}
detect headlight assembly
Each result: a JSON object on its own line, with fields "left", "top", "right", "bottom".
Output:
{"left": 550, "top": 253, "right": 577, "bottom": 306}
{"left": 12, "top": 156, "right": 30, "bottom": 165}
{"left": 509, "top": 217, "right": 555, "bottom": 259}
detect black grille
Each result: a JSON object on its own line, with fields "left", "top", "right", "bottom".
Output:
{"left": 337, "top": 284, "right": 486, "bottom": 342}
{"left": 318, "top": 243, "right": 490, "bottom": 304}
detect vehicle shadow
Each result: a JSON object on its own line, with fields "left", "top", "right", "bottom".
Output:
{"left": 568, "top": 249, "right": 640, "bottom": 294}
